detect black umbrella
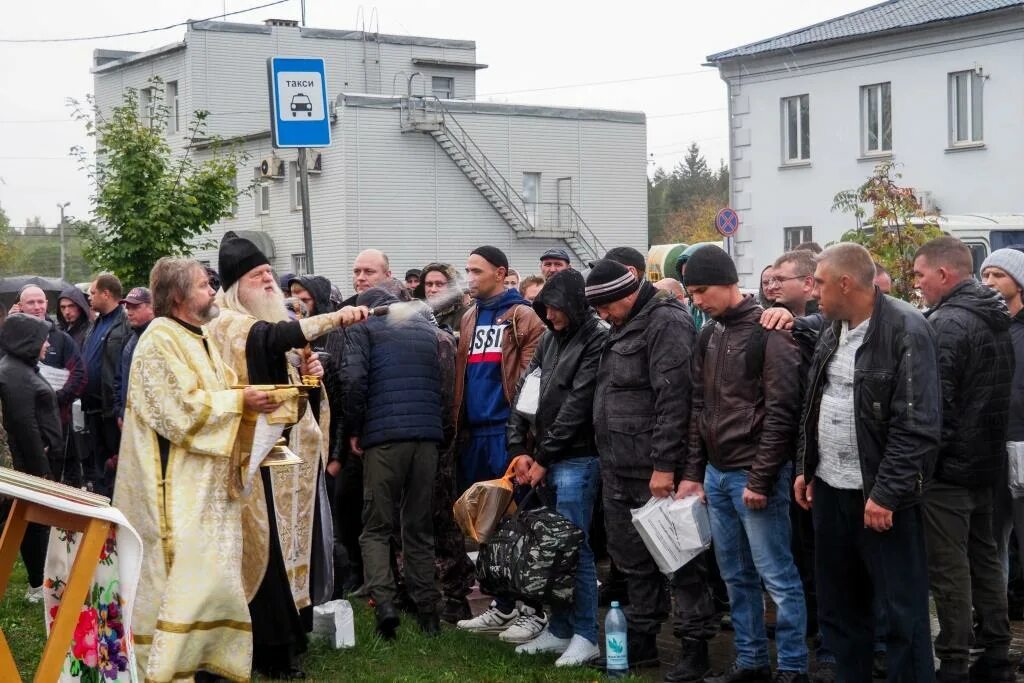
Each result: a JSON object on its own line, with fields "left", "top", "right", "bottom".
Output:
{"left": 0, "top": 275, "right": 78, "bottom": 312}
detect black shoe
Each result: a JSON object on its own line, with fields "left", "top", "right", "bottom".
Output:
{"left": 416, "top": 610, "right": 441, "bottom": 636}
{"left": 440, "top": 598, "right": 471, "bottom": 624}
{"left": 969, "top": 656, "right": 1015, "bottom": 682}
{"left": 626, "top": 630, "right": 660, "bottom": 668}
{"left": 871, "top": 651, "right": 887, "bottom": 680}
{"left": 811, "top": 661, "right": 836, "bottom": 683}
{"left": 375, "top": 601, "right": 400, "bottom": 640}
{"left": 395, "top": 590, "right": 418, "bottom": 615}
{"left": 664, "top": 637, "right": 710, "bottom": 682}
{"left": 707, "top": 664, "right": 772, "bottom": 683}
{"left": 773, "top": 672, "right": 809, "bottom": 683}
{"left": 935, "top": 664, "right": 968, "bottom": 683}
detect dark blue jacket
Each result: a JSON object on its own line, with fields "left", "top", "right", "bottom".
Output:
{"left": 342, "top": 286, "right": 443, "bottom": 449}
{"left": 114, "top": 320, "right": 151, "bottom": 419}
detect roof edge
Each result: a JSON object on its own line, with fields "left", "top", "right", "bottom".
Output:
{"left": 340, "top": 93, "right": 646, "bottom": 124}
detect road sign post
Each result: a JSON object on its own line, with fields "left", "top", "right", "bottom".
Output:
{"left": 715, "top": 207, "right": 740, "bottom": 257}
{"left": 268, "top": 57, "right": 331, "bottom": 273}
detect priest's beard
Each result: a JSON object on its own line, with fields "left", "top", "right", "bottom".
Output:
{"left": 233, "top": 280, "right": 290, "bottom": 323}
{"left": 194, "top": 300, "right": 220, "bottom": 324}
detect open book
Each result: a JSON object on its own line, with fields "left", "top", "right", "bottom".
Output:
{"left": 0, "top": 468, "right": 110, "bottom": 507}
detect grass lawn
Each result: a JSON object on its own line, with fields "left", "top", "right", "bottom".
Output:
{"left": 0, "top": 559, "right": 640, "bottom": 682}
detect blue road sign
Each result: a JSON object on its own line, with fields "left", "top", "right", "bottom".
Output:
{"left": 268, "top": 57, "right": 331, "bottom": 148}
{"left": 716, "top": 207, "right": 740, "bottom": 237}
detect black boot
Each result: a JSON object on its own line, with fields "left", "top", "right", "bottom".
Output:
{"left": 416, "top": 610, "right": 441, "bottom": 636}
{"left": 969, "top": 655, "right": 1015, "bottom": 682}
{"left": 375, "top": 601, "right": 400, "bottom": 640}
{"left": 441, "top": 597, "right": 471, "bottom": 624}
{"left": 665, "top": 637, "right": 710, "bottom": 682}
{"left": 706, "top": 664, "right": 772, "bottom": 683}
{"left": 626, "top": 630, "right": 660, "bottom": 668}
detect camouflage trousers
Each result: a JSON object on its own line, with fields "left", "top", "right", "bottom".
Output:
{"left": 434, "top": 443, "right": 475, "bottom": 602}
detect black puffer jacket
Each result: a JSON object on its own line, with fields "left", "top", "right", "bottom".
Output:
{"left": 0, "top": 314, "right": 64, "bottom": 477}
{"left": 925, "top": 280, "right": 1014, "bottom": 488}
{"left": 799, "top": 291, "right": 941, "bottom": 511}
{"left": 342, "top": 285, "right": 443, "bottom": 449}
{"left": 1008, "top": 309, "right": 1024, "bottom": 442}
{"left": 593, "top": 284, "right": 696, "bottom": 478}
{"left": 506, "top": 269, "right": 608, "bottom": 467}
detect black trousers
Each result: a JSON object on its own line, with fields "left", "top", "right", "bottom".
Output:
{"left": 334, "top": 453, "right": 364, "bottom": 585}
{"left": 812, "top": 479, "right": 933, "bottom": 683}
{"left": 21, "top": 522, "right": 48, "bottom": 588}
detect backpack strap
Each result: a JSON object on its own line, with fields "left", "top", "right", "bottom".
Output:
{"left": 744, "top": 325, "right": 773, "bottom": 381}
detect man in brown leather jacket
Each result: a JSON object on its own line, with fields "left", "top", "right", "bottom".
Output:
{"left": 677, "top": 245, "right": 808, "bottom": 683}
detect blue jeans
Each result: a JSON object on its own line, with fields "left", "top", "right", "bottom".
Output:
{"left": 546, "top": 457, "right": 600, "bottom": 644}
{"left": 705, "top": 463, "right": 808, "bottom": 673}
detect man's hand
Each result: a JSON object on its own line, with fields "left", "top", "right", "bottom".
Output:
{"left": 301, "top": 352, "right": 324, "bottom": 378}
{"left": 335, "top": 306, "right": 369, "bottom": 328}
{"left": 864, "top": 498, "right": 893, "bottom": 532}
{"left": 242, "top": 386, "right": 280, "bottom": 414}
{"left": 117, "top": 417, "right": 124, "bottom": 430}
{"left": 527, "top": 462, "right": 547, "bottom": 487}
{"left": 675, "top": 479, "right": 705, "bottom": 503}
{"left": 760, "top": 307, "right": 795, "bottom": 330}
{"left": 649, "top": 470, "right": 675, "bottom": 499}
{"left": 8, "top": 303, "right": 21, "bottom": 315}
{"left": 794, "top": 475, "right": 813, "bottom": 510}
{"left": 326, "top": 460, "right": 341, "bottom": 477}
{"left": 512, "top": 454, "right": 534, "bottom": 485}
{"left": 349, "top": 436, "right": 364, "bottom": 456}
{"left": 742, "top": 487, "right": 768, "bottom": 510}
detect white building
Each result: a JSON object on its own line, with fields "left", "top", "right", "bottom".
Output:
{"left": 707, "top": 0, "right": 1024, "bottom": 287}
{"left": 92, "top": 19, "right": 647, "bottom": 290}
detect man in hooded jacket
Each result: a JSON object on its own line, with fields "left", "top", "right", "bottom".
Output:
{"left": 58, "top": 286, "right": 92, "bottom": 347}
{"left": 507, "top": 268, "right": 607, "bottom": 667}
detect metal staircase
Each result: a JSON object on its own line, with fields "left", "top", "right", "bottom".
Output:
{"left": 400, "top": 95, "right": 606, "bottom": 264}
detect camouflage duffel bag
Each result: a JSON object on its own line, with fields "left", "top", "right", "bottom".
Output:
{"left": 476, "top": 486, "right": 584, "bottom": 605}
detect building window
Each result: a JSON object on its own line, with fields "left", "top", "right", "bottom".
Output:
{"left": 140, "top": 87, "right": 155, "bottom": 125}
{"left": 784, "top": 226, "right": 813, "bottom": 251}
{"left": 861, "top": 82, "right": 892, "bottom": 155}
{"left": 781, "top": 94, "right": 810, "bottom": 163}
{"left": 254, "top": 168, "right": 270, "bottom": 216}
{"left": 949, "top": 70, "right": 983, "bottom": 145}
{"left": 289, "top": 161, "right": 303, "bottom": 211}
{"left": 167, "top": 81, "right": 180, "bottom": 134}
{"left": 522, "top": 172, "right": 540, "bottom": 226}
{"left": 228, "top": 173, "right": 238, "bottom": 217}
{"left": 292, "top": 253, "right": 308, "bottom": 275}
{"left": 432, "top": 76, "right": 454, "bottom": 99}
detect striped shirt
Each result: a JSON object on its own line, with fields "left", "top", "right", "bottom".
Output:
{"left": 817, "top": 319, "right": 870, "bottom": 490}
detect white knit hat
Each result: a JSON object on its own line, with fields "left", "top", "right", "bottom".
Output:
{"left": 981, "top": 248, "right": 1024, "bottom": 289}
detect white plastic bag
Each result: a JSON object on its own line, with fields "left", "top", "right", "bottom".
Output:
{"left": 630, "top": 496, "right": 712, "bottom": 574}
{"left": 312, "top": 599, "right": 356, "bottom": 649}
{"left": 1008, "top": 442, "right": 1024, "bottom": 499}
{"left": 515, "top": 368, "right": 542, "bottom": 418}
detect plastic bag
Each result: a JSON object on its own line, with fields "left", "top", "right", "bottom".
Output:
{"left": 453, "top": 461, "right": 518, "bottom": 543}
{"left": 312, "top": 599, "right": 356, "bottom": 649}
{"left": 631, "top": 496, "right": 712, "bottom": 574}
{"left": 515, "top": 368, "right": 542, "bottom": 419}
{"left": 1009, "top": 442, "right": 1024, "bottom": 499}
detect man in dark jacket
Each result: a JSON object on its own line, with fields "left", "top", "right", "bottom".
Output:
{"left": 113, "top": 287, "right": 154, "bottom": 425}
{"left": 507, "top": 268, "right": 607, "bottom": 667}
{"left": 796, "top": 243, "right": 938, "bottom": 682}
{"left": 588, "top": 259, "right": 696, "bottom": 669}
{"left": 343, "top": 283, "right": 444, "bottom": 639}
{"left": 0, "top": 313, "right": 65, "bottom": 600}
{"left": 913, "top": 236, "right": 1015, "bottom": 682}
{"left": 58, "top": 286, "right": 91, "bottom": 347}
{"left": 678, "top": 246, "right": 807, "bottom": 683}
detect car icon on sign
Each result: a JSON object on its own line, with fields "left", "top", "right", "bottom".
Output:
{"left": 290, "top": 93, "right": 313, "bottom": 117}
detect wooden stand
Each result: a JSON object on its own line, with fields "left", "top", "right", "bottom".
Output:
{"left": 0, "top": 498, "right": 112, "bottom": 682}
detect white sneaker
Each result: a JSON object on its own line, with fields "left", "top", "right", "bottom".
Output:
{"left": 24, "top": 585, "right": 43, "bottom": 604}
{"left": 555, "top": 634, "right": 601, "bottom": 667}
{"left": 498, "top": 605, "right": 548, "bottom": 643}
{"left": 456, "top": 601, "right": 519, "bottom": 633}
{"left": 514, "top": 627, "right": 570, "bottom": 655}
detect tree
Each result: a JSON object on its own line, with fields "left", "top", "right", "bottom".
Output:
{"left": 71, "top": 78, "right": 247, "bottom": 287}
{"left": 832, "top": 160, "right": 944, "bottom": 300}
{"left": 661, "top": 196, "right": 722, "bottom": 245}
{"left": 0, "top": 203, "right": 12, "bottom": 273}
{"left": 647, "top": 142, "right": 728, "bottom": 245}
{"left": 24, "top": 216, "right": 47, "bottom": 236}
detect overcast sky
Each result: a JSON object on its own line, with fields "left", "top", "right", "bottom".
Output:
{"left": 0, "top": 0, "right": 870, "bottom": 228}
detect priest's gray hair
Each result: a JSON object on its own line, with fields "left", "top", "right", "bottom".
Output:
{"left": 219, "top": 278, "right": 289, "bottom": 323}
{"left": 151, "top": 257, "right": 205, "bottom": 318}
{"left": 815, "top": 243, "right": 876, "bottom": 290}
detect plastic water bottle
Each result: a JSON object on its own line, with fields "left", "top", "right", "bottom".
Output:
{"left": 605, "top": 600, "right": 628, "bottom": 678}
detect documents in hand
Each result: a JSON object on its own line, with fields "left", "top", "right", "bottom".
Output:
{"left": 630, "top": 495, "right": 712, "bottom": 574}
{"left": 38, "top": 364, "right": 70, "bottom": 391}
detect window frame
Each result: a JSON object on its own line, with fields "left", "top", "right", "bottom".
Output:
{"left": 948, "top": 70, "right": 984, "bottom": 146}
{"left": 289, "top": 161, "right": 303, "bottom": 212}
{"left": 860, "top": 82, "right": 892, "bottom": 156}
{"left": 784, "top": 226, "right": 813, "bottom": 251}
{"left": 780, "top": 94, "right": 811, "bottom": 164}
{"left": 254, "top": 167, "right": 270, "bottom": 216}
{"left": 431, "top": 76, "right": 454, "bottom": 99}
{"left": 167, "top": 81, "right": 180, "bottom": 134}
{"left": 292, "top": 253, "right": 308, "bottom": 275}
{"left": 522, "top": 172, "right": 541, "bottom": 226}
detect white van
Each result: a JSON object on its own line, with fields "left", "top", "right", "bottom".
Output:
{"left": 914, "top": 214, "right": 1024, "bottom": 275}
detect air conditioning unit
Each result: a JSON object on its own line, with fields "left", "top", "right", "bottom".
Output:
{"left": 305, "top": 151, "right": 322, "bottom": 175}
{"left": 258, "top": 156, "right": 285, "bottom": 179}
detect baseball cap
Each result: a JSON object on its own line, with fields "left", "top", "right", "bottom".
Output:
{"left": 540, "top": 247, "right": 571, "bottom": 263}
{"left": 120, "top": 287, "right": 152, "bottom": 305}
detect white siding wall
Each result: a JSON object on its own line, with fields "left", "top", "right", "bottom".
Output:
{"left": 722, "top": 14, "right": 1024, "bottom": 287}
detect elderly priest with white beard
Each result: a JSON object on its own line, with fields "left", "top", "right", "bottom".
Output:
{"left": 206, "top": 231, "right": 367, "bottom": 679}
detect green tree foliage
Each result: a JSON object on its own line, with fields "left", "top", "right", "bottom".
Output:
{"left": 0, "top": 204, "right": 12, "bottom": 273}
{"left": 832, "top": 160, "right": 944, "bottom": 300}
{"left": 648, "top": 143, "right": 728, "bottom": 245}
{"left": 71, "top": 78, "right": 247, "bottom": 287}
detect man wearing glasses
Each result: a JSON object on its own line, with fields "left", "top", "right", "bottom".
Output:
{"left": 770, "top": 250, "right": 818, "bottom": 317}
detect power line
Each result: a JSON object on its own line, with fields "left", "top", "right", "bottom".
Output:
{"left": 0, "top": 0, "right": 294, "bottom": 43}
{"left": 477, "top": 69, "right": 715, "bottom": 97}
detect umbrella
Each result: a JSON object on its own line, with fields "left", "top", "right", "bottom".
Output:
{"left": 0, "top": 275, "right": 78, "bottom": 312}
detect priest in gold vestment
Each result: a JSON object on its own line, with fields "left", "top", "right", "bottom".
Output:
{"left": 205, "top": 231, "right": 367, "bottom": 678}
{"left": 114, "top": 258, "right": 284, "bottom": 682}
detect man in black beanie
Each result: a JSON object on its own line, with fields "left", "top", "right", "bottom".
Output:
{"left": 586, "top": 259, "right": 714, "bottom": 674}
{"left": 676, "top": 245, "right": 808, "bottom": 683}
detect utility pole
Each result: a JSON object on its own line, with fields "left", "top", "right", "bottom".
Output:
{"left": 56, "top": 201, "right": 70, "bottom": 281}
{"left": 297, "top": 0, "right": 314, "bottom": 274}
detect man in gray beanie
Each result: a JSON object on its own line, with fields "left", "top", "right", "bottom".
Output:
{"left": 586, "top": 259, "right": 717, "bottom": 676}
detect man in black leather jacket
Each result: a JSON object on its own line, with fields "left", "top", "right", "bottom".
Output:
{"left": 795, "top": 243, "right": 939, "bottom": 683}
{"left": 913, "top": 236, "right": 1015, "bottom": 682}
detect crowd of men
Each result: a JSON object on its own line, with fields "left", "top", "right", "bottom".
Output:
{"left": 0, "top": 231, "right": 1023, "bottom": 683}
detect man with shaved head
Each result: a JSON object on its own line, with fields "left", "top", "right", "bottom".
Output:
{"left": 351, "top": 249, "right": 392, "bottom": 300}
{"left": 653, "top": 277, "right": 686, "bottom": 304}
{"left": 796, "top": 242, "right": 939, "bottom": 681}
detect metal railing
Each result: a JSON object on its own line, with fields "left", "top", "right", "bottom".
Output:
{"left": 532, "top": 202, "right": 607, "bottom": 260}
